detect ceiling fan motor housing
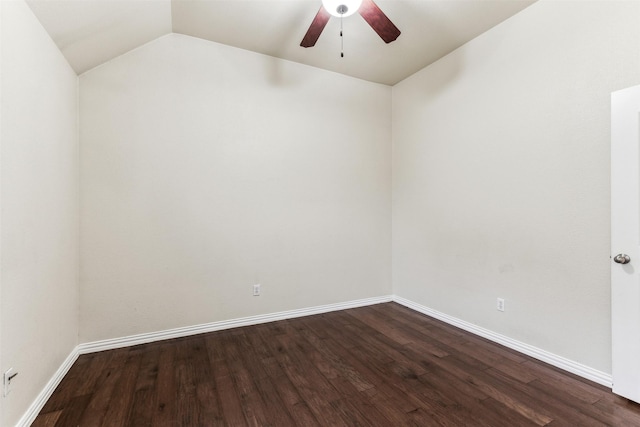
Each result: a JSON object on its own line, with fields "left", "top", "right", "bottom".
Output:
{"left": 322, "top": 0, "right": 362, "bottom": 17}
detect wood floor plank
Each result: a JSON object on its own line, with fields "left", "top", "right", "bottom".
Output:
{"left": 521, "top": 358, "right": 606, "bottom": 403}
{"left": 318, "top": 311, "right": 437, "bottom": 377}
{"left": 305, "top": 313, "right": 393, "bottom": 364}
{"left": 100, "top": 351, "right": 143, "bottom": 426}
{"left": 593, "top": 395, "right": 640, "bottom": 425}
{"left": 30, "top": 410, "right": 62, "bottom": 427}
{"left": 196, "top": 381, "right": 226, "bottom": 426}
{"left": 527, "top": 376, "right": 627, "bottom": 426}
{"left": 53, "top": 394, "right": 92, "bottom": 427}
{"left": 180, "top": 337, "right": 224, "bottom": 426}
{"left": 226, "top": 331, "right": 298, "bottom": 426}
{"left": 75, "top": 349, "right": 129, "bottom": 426}
{"left": 297, "top": 320, "right": 377, "bottom": 391}
{"left": 212, "top": 371, "right": 246, "bottom": 425}
{"left": 412, "top": 349, "right": 554, "bottom": 425}
{"left": 174, "top": 338, "right": 202, "bottom": 426}
{"left": 249, "top": 331, "right": 320, "bottom": 426}
{"left": 480, "top": 397, "right": 540, "bottom": 427}
{"left": 483, "top": 367, "right": 606, "bottom": 426}
{"left": 33, "top": 302, "right": 640, "bottom": 426}
{"left": 126, "top": 344, "right": 162, "bottom": 426}
{"left": 127, "top": 388, "right": 155, "bottom": 427}
{"left": 74, "top": 351, "right": 115, "bottom": 396}
{"left": 203, "top": 335, "right": 247, "bottom": 426}
{"left": 331, "top": 396, "right": 395, "bottom": 426}
{"left": 303, "top": 315, "right": 436, "bottom": 393}
{"left": 259, "top": 324, "right": 349, "bottom": 426}
{"left": 233, "top": 330, "right": 298, "bottom": 426}
{"left": 149, "top": 342, "right": 177, "bottom": 426}
{"left": 372, "top": 303, "right": 468, "bottom": 346}
{"left": 343, "top": 325, "right": 431, "bottom": 378}
{"left": 344, "top": 306, "right": 415, "bottom": 345}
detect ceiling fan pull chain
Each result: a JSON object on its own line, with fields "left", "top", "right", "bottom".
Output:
{"left": 340, "top": 14, "right": 344, "bottom": 57}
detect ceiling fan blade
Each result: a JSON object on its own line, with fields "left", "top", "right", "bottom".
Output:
{"left": 358, "top": 0, "right": 401, "bottom": 44}
{"left": 301, "top": 6, "right": 331, "bottom": 48}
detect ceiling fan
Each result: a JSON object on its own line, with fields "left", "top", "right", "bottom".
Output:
{"left": 301, "top": 0, "right": 401, "bottom": 48}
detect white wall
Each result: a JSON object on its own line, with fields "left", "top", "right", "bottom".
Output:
{"left": 79, "top": 34, "right": 391, "bottom": 342}
{"left": 0, "top": 1, "right": 79, "bottom": 425}
{"left": 392, "top": 0, "right": 640, "bottom": 373}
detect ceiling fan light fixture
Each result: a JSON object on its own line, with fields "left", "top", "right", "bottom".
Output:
{"left": 322, "top": 0, "right": 362, "bottom": 17}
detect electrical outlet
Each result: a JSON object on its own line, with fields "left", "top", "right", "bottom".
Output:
{"left": 253, "top": 283, "right": 261, "bottom": 296}
{"left": 497, "top": 298, "right": 505, "bottom": 312}
{"left": 4, "top": 368, "right": 17, "bottom": 397}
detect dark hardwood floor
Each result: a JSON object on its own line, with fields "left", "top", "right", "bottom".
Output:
{"left": 33, "top": 302, "right": 640, "bottom": 426}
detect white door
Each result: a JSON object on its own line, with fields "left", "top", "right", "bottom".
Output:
{"left": 612, "top": 84, "right": 640, "bottom": 403}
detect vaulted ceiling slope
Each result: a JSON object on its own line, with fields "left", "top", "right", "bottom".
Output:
{"left": 27, "top": 0, "right": 535, "bottom": 85}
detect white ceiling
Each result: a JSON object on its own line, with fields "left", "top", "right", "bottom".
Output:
{"left": 27, "top": 0, "right": 536, "bottom": 86}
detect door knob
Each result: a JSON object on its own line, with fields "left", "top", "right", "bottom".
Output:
{"left": 614, "top": 254, "right": 631, "bottom": 264}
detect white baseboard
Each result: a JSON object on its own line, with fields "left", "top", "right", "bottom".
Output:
{"left": 392, "top": 295, "right": 613, "bottom": 388}
{"left": 16, "top": 348, "right": 79, "bottom": 427}
{"left": 19, "top": 293, "right": 613, "bottom": 426}
{"left": 77, "top": 295, "right": 393, "bottom": 354}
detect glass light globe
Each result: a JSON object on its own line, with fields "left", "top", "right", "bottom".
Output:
{"left": 322, "top": 0, "right": 363, "bottom": 17}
